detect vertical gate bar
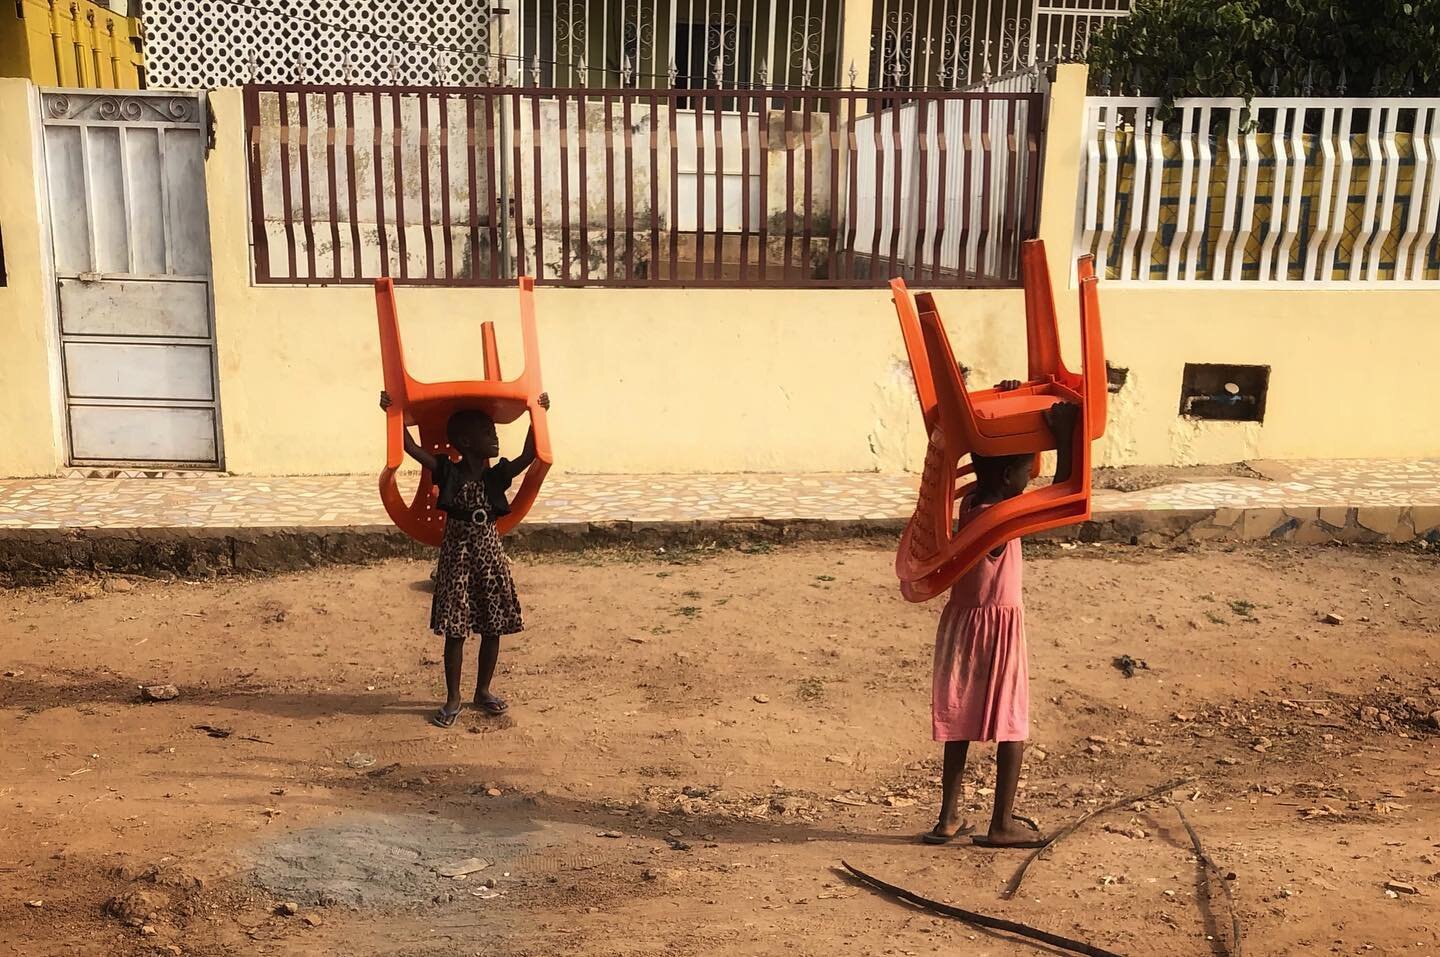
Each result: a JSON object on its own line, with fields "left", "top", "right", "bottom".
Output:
{"left": 782, "top": 92, "right": 795, "bottom": 280}
{"left": 322, "top": 92, "right": 342, "bottom": 280}
{"left": 1366, "top": 106, "right": 1401, "bottom": 281}
{"left": 1230, "top": 106, "right": 1260, "bottom": 281}
{"left": 512, "top": 90, "right": 529, "bottom": 277}
{"left": 1305, "top": 106, "right": 1336, "bottom": 282}
{"left": 296, "top": 91, "right": 318, "bottom": 280}
{"left": 531, "top": 92, "right": 545, "bottom": 282}
{"left": 116, "top": 125, "right": 135, "bottom": 275}
{"left": 649, "top": 92, "right": 660, "bottom": 277}
{"left": 844, "top": 91, "right": 858, "bottom": 280}
{"left": 605, "top": 91, "right": 617, "bottom": 279}
{"left": 801, "top": 89, "right": 814, "bottom": 280}
{"left": 913, "top": 96, "right": 930, "bottom": 279}
{"left": 1280, "top": 104, "right": 1309, "bottom": 280}
{"left": 694, "top": 91, "right": 706, "bottom": 279}
{"left": 245, "top": 88, "right": 272, "bottom": 282}
{"left": 713, "top": 88, "right": 725, "bottom": 278}
{"left": 156, "top": 124, "right": 172, "bottom": 273}
{"left": 344, "top": 92, "right": 363, "bottom": 280}
{"left": 623, "top": 93, "right": 636, "bottom": 278}
{"left": 277, "top": 91, "right": 298, "bottom": 280}
{"left": 668, "top": 94, "right": 680, "bottom": 280}
{"left": 757, "top": 89, "right": 770, "bottom": 280}
{"left": 1184, "top": 104, "right": 1213, "bottom": 282}
{"left": 439, "top": 93, "right": 455, "bottom": 281}
{"left": 466, "top": 94, "right": 481, "bottom": 281}
{"left": 826, "top": 89, "right": 841, "bottom": 280}
{"left": 957, "top": 97, "right": 972, "bottom": 281}
{"left": 482, "top": 92, "right": 501, "bottom": 281}
{"left": 931, "top": 95, "right": 948, "bottom": 283}
{"left": 886, "top": 97, "right": 902, "bottom": 277}
{"left": 390, "top": 90, "right": 410, "bottom": 279}
{"left": 418, "top": 91, "right": 436, "bottom": 280}
{"left": 869, "top": 99, "right": 885, "bottom": 281}
{"left": 1415, "top": 108, "right": 1440, "bottom": 280}
{"left": 1001, "top": 97, "right": 1020, "bottom": 279}
{"left": 738, "top": 84, "right": 752, "bottom": 281}
{"left": 577, "top": 90, "right": 590, "bottom": 281}
{"left": 1319, "top": 107, "right": 1352, "bottom": 281}
{"left": 559, "top": 91, "right": 573, "bottom": 280}
{"left": 1167, "top": 104, "right": 1195, "bottom": 281}
{"left": 977, "top": 96, "right": 994, "bottom": 280}
{"left": 1257, "top": 106, "right": 1287, "bottom": 281}
{"left": 1021, "top": 94, "right": 1041, "bottom": 250}
{"left": 371, "top": 91, "right": 391, "bottom": 277}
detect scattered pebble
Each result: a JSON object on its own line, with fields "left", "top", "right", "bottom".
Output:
{"left": 25, "top": 900, "right": 42, "bottom": 909}
{"left": 302, "top": 914, "right": 323, "bottom": 927}
{"left": 276, "top": 902, "right": 299, "bottom": 916}
{"left": 752, "top": 694, "right": 770, "bottom": 704}
{"left": 1385, "top": 880, "right": 1419, "bottom": 896}
{"left": 2, "top": 669, "right": 23, "bottom": 678}
{"left": 1218, "top": 756, "right": 1241, "bottom": 766}
{"left": 825, "top": 754, "right": 853, "bottom": 766}
{"left": 1322, "top": 612, "right": 1344, "bottom": 625}
{"left": 485, "top": 788, "right": 502, "bottom": 798}
{"left": 344, "top": 752, "right": 376, "bottom": 770}
{"left": 598, "top": 830, "right": 624, "bottom": 839}
{"left": 138, "top": 684, "right": 180, "bottom": 702}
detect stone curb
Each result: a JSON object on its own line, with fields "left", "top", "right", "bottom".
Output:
{"left": 0, "top": 506, "right": 1434, "bottom": 577}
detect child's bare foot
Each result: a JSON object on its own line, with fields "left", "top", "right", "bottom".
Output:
{"left": 972, "top": 819, "right": 1048, "bottom": 849}
{"left": 921, "top": 812, "right": 973, "bottom": 845}
{"left": 473, "top": 691, "right": 508, "bottom": 716}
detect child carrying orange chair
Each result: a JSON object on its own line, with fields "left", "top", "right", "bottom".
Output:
{"left": 925, "top": 393, "right": 1077, "bottom": 848}
{"left": 379, "top": 390, "right": 551, "bottom": 728}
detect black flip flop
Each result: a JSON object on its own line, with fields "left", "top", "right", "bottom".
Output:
{"left": 430, "top": 706, "right": 461, "bottom": 728}
{"left": 920, "top": 824, "right": 975, "bottom": 845}
{"left": 474, "top": 695, "right": 509, "bottom": 716}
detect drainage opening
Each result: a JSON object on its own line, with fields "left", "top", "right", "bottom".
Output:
{"left": 1179, "top": 363, "right": 1269, "bottom": 422}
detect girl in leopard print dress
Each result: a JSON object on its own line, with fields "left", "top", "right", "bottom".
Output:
{"left": 380, "top": 391, "right": 550, "bottom": 728}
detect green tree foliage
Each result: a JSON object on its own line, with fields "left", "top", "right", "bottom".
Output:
{"left": 1085, "top": 0, "right": 1440, "bottom": 99}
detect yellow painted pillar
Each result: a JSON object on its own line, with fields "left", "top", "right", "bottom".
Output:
{"left": 0, "top": 78, "right": 64, "bottom": 475}
{"left": 840, "top": 0, "right": 874, "bottom": 89}
{"left": 1036, "top": 63, "right": 1089, "bottom": 315}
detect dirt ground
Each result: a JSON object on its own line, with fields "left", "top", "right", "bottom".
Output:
{"left": 2, "top": 542, "right": 1439, "bottom": 957}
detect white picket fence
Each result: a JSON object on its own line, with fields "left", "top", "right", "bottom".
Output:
{"left": 1075, "top": 96, "right": 1440, "bottom": 284}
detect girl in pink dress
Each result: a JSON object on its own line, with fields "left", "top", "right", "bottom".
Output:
{"left": 924, "top": 394, "right": 1080, "bottom": 848}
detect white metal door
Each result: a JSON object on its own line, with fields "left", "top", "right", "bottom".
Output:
{"left": 41, "top": 89, "right": 222, "bottom": 468}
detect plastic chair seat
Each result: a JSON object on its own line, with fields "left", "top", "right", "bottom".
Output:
{"left": 376, "top": 276, "right": 552, "bottom": 546}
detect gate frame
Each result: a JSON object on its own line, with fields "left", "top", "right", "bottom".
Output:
{"left": 35, "top": 85, "right": 227, "bottom": 472}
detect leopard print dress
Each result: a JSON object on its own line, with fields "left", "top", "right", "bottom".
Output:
{"left": 429, "top": 477, "right": 524, "bottom": 640}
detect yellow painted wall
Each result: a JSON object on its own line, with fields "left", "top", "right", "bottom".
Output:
{"left": 0, "top": 79, "right": 63, "bottom": 477}
{"left": 0, "top": 0, "right": 143, "bottom": 89}
{"left": 3, "top": 82, "right": 1440, "bottom": 478}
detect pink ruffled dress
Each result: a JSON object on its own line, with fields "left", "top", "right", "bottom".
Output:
{"left": 931, "top": 518, "right": 1030, "bottom": 743}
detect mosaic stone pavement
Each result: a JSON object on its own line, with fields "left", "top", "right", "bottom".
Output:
{"left": 0, "top": 460, "right": 1437, "bottom": 537}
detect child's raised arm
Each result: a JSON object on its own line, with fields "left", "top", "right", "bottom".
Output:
{"left": 1043, "top": 401, "right": 1082, "bottom": 484}
{"left": 507, "top": 392, "right": 551, "bottom": 474}
{"left": 379, "top": 391, "right": 441, "bottom": 473}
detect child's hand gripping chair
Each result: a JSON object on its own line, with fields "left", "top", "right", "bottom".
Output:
{"left": 891, "top": 239, "right": 1106, "bottom": 603}
{"left": 376, "top": 276, "right": 553, "bottom": 546}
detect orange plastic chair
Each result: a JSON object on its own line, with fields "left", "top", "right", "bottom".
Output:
{"left": 376, "top": 276, "right": 552, "bottom": 546}
{"left": 890, "top": 239, "right": 1105, "bottom": 602}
